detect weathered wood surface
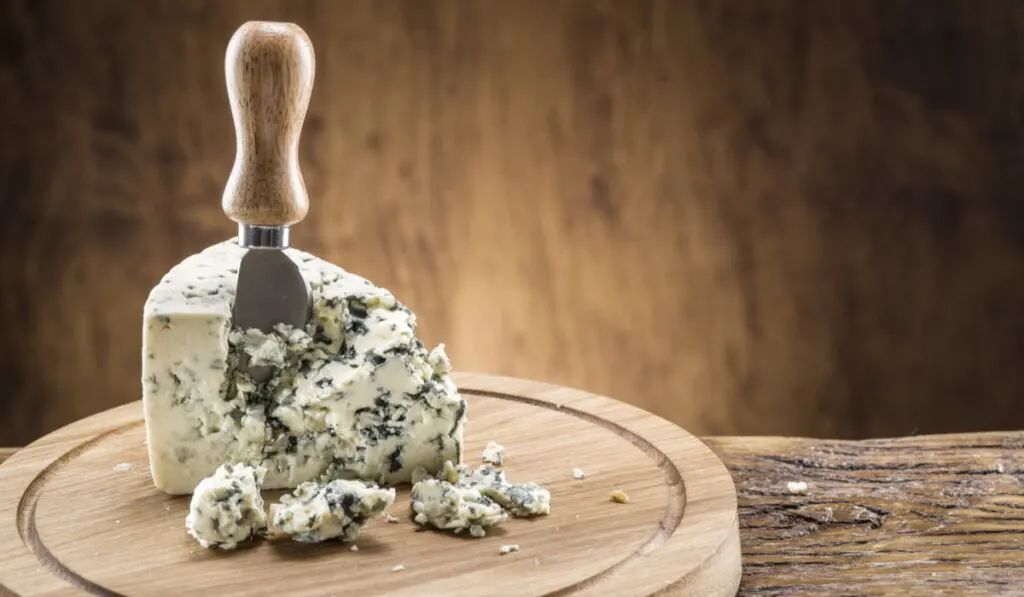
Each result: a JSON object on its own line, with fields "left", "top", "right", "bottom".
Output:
{"left": 5, "top": 430, "right": 1024, "bottom": 595}
{"left": 704, "top": 433, "right": 1024, "bottom": 596}
{"left": 3, "top": 0, "right": 1024, "bottom": 447}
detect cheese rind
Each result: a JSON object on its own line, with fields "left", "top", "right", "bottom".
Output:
{"left": 142, "top": 240, "right": 467, "bottom": 494}
{"left": 272, "top": 479, "right": 396, "bottom": 543}
{"left": 185, "top": 463, "right": 268, "bottom": 550}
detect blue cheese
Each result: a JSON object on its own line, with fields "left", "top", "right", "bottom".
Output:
{"left": 409, "top": 478, "right": 508, "bottom": 537}
{"left": 410, "top": 460, "right": 551, "bottom": 536}
{"left": 499, "top": 482, "right": 551, "bottom": 517}
{"left": 455, "top": 462, "right": 551, "bottom": 517}
{"left": 185, "top": 463, "right": 268, "bottom": 550}
{"left": 481, "top": 441, "right": 504, "bottom": 465}
{"left": 141, "top": 240, "right": 467, "bottom": 495}
{"left": 272, "top": 479, "right": 396, "bottom": 543}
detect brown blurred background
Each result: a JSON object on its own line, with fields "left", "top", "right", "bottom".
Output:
{"left": 1, "top": 0, "right": 1023, "bottom": 446}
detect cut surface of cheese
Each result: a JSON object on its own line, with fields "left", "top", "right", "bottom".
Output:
{"left": 142, "top": 240, "right": 466, "bottom": 495}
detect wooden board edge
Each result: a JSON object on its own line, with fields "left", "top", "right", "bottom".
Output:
{"left": 452, "top": 372, "right": 742, "bottom": 596}
{"left": 0, "top": 402, "right": 143, "bottom": 596}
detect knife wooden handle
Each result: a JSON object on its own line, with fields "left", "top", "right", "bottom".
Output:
{"left": 222, "top": 21, "right": 315, "bottom": 227}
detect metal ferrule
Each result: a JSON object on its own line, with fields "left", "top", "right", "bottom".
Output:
{"left": 238, "top": 224, "right": 290, "bottom": 249}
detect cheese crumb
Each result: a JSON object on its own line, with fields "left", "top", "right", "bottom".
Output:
{"left": 385, "top": 514, "right": 401, "bottom": 524}
{"left": 572, "top": 468, "right": 585, "bottom": 479}
{"left": 272, "top": 479, "right": 395, "bottom": 543}
{"left": 499, "top": 544, "right": 520, "bottom": 555}
{"left": 410, "top": 460, "right": 550, "bottom": 537}
{"left": 787, "top": 481, "right": 808, "bottom": 494}
{"left": 113, "top": 463, "right": 133, "bottom": 472}
{"left": 482, "top": 441, "right": 505, "bottom": 465}
{"left": 391, "top": 564, "right": 405, "bottom": 572}
{"left": 350, "top": 544, "right": 359, "bottom": 551}
{"left": 610, "top": 490, "right": 629, "bottom": 504}
{"left": 186, "top": 463, "right": 268, "bottom": 550}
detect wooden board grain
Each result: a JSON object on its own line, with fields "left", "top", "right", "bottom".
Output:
{"left": 0, "top": 373, "right": 741, "bottom": 597}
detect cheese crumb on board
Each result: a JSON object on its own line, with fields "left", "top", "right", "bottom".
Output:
{"left": 572, "top": 468, "right": 585, "bottom": 479}
{"left": 141, "top": 240, "right": 467, "bottom": 495}
{"left": 490, "top": 482, "right": 551, "bottom": 517}
{"left": 410, "top": 478, "right": 508, "bottom": 538}
{"left": 350, "top": 544, "right": 359, "bottom": 551}
{"left": 787, "top": 481, "right": 808, "bottom": 494}
{"left": 113, "top": 463, "right": 133, "bottom": 472}
{"left": 499, "top": 544, "right": 520, "bottom": 555}
{"left": 391, "top": 564, "right": 405, "bottom": 572}
{"left": 385, "top": 514, "right": 401, "bottom": 524}
{"left": 185, "top": 463, "right": 268, "bottom": 550}
{"left": 271, "top": 479, "right": 396, "bottom": 543}
{"left": 410, "top": 460, "right": 551, "bottom": 537}
{"left": 610, "top": 490, "right": 629, "bottom": 504}
{"left": 482, "top": 441, "right": 505, "bottom": 465}
{"left": 458, "top": 462, "right": 551, "bottom": 517}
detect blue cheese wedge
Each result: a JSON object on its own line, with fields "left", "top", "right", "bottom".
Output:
{"left": 185, "top": 463, "right": 268, "bottom": 550}
{"left": 272, "top": 479, "right": 396, "bottom": 543}
{"left": 141, "top": 240, "right": 467, "bottom": 495}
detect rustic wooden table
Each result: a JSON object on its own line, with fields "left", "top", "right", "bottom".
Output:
{"left": 4, "top": 431, "right": 1022, "bottom": 595}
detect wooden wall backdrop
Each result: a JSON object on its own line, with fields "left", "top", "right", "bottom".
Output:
{"left": 1, "top": 0, "right": 1023, "bottom": 447}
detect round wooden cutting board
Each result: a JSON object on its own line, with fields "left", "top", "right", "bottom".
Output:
{"left": 0, "top": 373, "right": 741, "bottom": 597}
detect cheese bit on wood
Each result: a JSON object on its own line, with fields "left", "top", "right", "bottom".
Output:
{"left": 786, "top": 481, "right": 808, "bottom": 494}
{"left": 410, "top": 460, "right": 552, "bottom": 537}
{"left": 410, "top": 477, "right": 508, "bottom": 537}
{"left": 272, "top": 479, "right": 396, "bottom": 543}
{"left": 391, "top": 564, "right": 406, "bottom": 572}
{"left": 385, "top": 514, "right": 401, "bottom": 524}
{"left": 610, "top": 490, "right": 629, "bottom": 504}
{"left": 482, "top": 441, "right": 505, "bottom": 465}
{"left": 499, "top": 544, "right": 520, "bottom": 555}
{"left": 185, "top": 463, "right": 268, "bottom": 550}
{"left": 573, "top": 468, "right": 585, "bottom": 479}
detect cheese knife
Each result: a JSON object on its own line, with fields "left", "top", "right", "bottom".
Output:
{"left": 221, "top": 21, "right": 316, "bottom": 381}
